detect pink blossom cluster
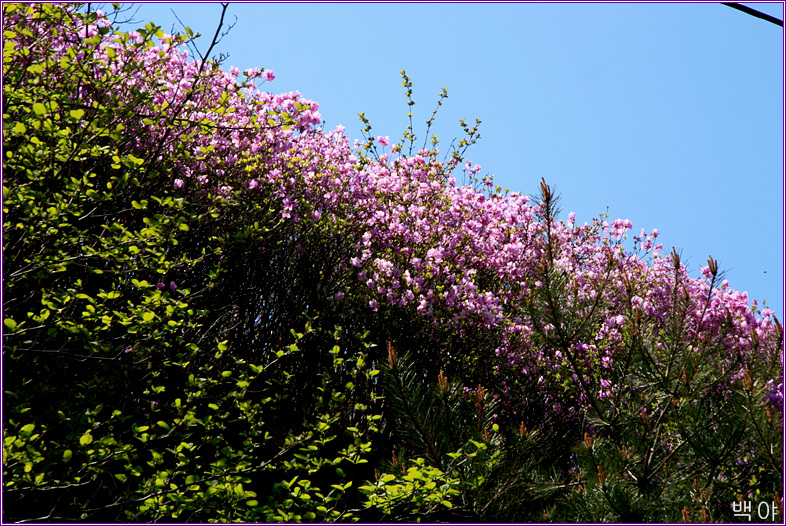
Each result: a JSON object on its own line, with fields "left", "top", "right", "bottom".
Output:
{"left": 10, "top": 6, "right": 335, "bottom": 203}
{"left": 13, "top": 5, "right": 781, "bottom": 414}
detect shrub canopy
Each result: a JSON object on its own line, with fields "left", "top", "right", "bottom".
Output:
{"left": 3, "top": 4, "right": 782, "bottom": 522}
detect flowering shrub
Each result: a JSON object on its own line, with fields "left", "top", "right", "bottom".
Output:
{"left": 3, "top": 3, "right": 781, "bottom": 522}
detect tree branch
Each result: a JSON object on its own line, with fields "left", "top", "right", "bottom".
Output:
{"left": 722, "top": 3, "right": 783, "bottom": 27}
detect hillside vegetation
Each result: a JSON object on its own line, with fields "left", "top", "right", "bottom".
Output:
{"left": 3, "top": 4, "right": 782, "bottom": 522}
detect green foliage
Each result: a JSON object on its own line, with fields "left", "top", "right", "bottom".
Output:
{"left": 359, "top": 457, "right": 461, "bottom": 521}
{"left": 516, "top": 232, "right": 784, "bottom": 522}
{"left": 550, "top": 291, "right": 784, "bottom": 522}
{"left": 371, "top": 345, "right": 559, "bottom": 522}
{"left": 3, "top": 4, "right": 781, "bottom": 523}
{"left": 2, "top": 4, "right": 378, "bottom": 521}
{"left": 117, "top": 323, "right": 381, "bottom": 523}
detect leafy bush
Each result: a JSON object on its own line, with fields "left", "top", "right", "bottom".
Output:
{"left": 3, "top": 3, "right": 782, "bottom": 522}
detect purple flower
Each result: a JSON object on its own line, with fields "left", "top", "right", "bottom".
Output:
{"left": 16, "top": 6, "right": 780, "bottom": 424}
{"left": 765, "top": 381, "right": 783, "bottom": 411}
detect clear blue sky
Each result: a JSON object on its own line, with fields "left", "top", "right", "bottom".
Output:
{"left": 119, "top": 1, "right": 784, "bottom": 317}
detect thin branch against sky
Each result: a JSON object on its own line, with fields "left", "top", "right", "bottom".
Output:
{"left": 723, "top": 3, "right": 784, "bottom": 26}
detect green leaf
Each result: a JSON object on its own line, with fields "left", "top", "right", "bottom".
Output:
{"left": 62, "top": 449, "right": 73, "bottom": 462}
{"left": 32, "top": 102, "right": 46, "bottom": 115}
{"left": 69, "top": 109, "right": 85, "bottom": 120}
{"left": 4, "top": 318, "right": 17, "bottom": 331}
{"left": 79, "top": 433, "right": 93, "bottom": 446}
{"left": 18, "top": 423, "right": 35, "bottom": 438}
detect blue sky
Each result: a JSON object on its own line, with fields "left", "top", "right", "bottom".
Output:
{"left": 120, "top": 1, "right": 784, "bottom": 317}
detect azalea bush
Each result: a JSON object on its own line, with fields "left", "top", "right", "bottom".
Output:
{"left": 3, "top": 3, "right": 782, "bottom": 522}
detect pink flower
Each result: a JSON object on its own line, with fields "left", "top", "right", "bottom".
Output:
{"left": 19, "top": 5, "right": 777, "bottom": 423}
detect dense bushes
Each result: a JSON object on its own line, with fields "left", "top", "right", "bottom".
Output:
{"left": 3, "top": 4, "right": 782, "bottom": 522}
